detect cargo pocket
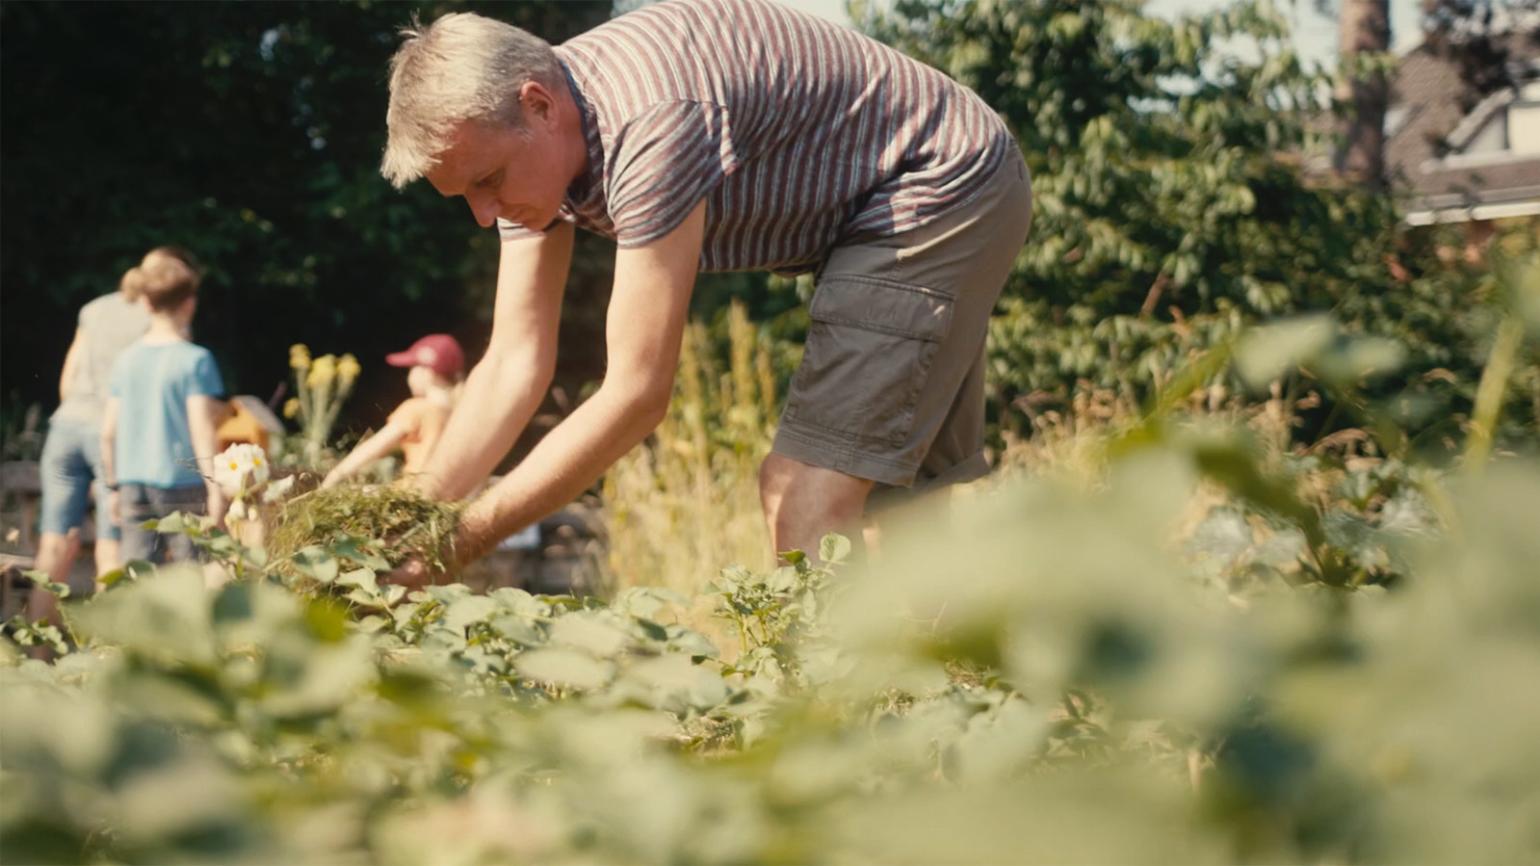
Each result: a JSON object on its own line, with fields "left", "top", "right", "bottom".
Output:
{"left": 785, "top": 275, "right": 954, "bottom": 447}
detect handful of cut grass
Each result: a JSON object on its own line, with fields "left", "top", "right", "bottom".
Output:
{"left": 267, "top": 484, "right": 463, "bottom": 575}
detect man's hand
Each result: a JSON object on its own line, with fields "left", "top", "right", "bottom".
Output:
{"left": 381, "top": 557, "right": 436, "bottom": 592}
{"left": 430, "top": 201, "right": 707, "bottom": 571}
{"left": 379, "top": 503, "right": 495, "bottom": 591}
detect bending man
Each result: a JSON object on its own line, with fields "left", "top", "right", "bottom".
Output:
{"left": 380, "top": 0, "right": 1031, "bottom": 576}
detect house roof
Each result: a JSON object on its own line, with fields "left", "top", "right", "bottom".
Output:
{"left": 1387, "top": 37, "right": 1540, "bottom": 224}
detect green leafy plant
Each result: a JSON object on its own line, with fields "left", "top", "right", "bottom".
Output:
{"left": 6, "top": 304, "right": 1539, "bottom": 865}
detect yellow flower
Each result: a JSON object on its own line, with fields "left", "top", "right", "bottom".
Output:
{"left": 283, "top": 397, "right": 300, "bottom": 419}
{"left": 307, "top": 354, "right": 337, "bottom": 388}
{"left": 338, "top": 353, "right": 361, "bottom": 386}
{"left": 289, "top": 343, "right": 311, "bottom": 371}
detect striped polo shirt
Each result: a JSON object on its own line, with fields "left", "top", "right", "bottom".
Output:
{"left": 497, "top": 0, "right": 1015, "bottom": 275}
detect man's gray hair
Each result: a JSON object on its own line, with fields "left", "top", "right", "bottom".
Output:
{"left": 381, "top": 12, "right": 563, "bottom": 189}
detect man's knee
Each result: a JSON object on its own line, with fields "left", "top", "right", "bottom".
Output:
{"left": 758, "top": 452, "right": 795, "bottom": 509}
{"left": 757, "top": 453, "right": 874, "bottom": 548}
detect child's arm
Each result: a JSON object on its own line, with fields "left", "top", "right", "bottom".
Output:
{"left": 187, "top": 395, "right": 228, "bottom": 524}
{"left": 322, "top": 422, "right": 410, "bottom": 489}
{"left": 101, "top": 397, "right": 120, "bottom": 522}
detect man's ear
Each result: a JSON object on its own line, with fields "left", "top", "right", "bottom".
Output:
{"left": 520, "top": 80, "right": 555, "bottom": 125}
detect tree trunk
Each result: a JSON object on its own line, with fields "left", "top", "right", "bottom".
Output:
{"left": 1334, "top": 0, "right": 1392, "bottom": 186}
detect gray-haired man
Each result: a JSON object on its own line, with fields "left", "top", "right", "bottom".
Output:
{"left": 382, "top": 0, "right": 1031, "bottom": 579}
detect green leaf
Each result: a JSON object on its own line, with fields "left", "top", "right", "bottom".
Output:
{"left": 291, "top": 546, "right": 340, "bottom": 584}
{"left": 548, "top": 615, "right": 630, "bottom": 658}
{"left": 149, "top": 512, "right": 186, "bottom": 534}
{"left": 514, "top": 648, "right": 612, "bottom": 690}
{"left": 819, "top": 533, "right": 853, "bottom": 565}
{"left": 337, "top": 567, "right": 379, "bottom": 595}
{"left": 330, "top": 536, "right": 391, "bottom": 572}
{"left": 1235, "top": 315, "right": 1333, "bottom": 389}
{"left": 1313, "top": 335, "right": 1406, "bottom": 384}
{"left": 443, "top": 595, "right": 498, "bottom": 633}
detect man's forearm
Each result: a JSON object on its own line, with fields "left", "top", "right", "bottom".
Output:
{"left": 417, "top": 350, "right": 552, "bottom": 500}
{"left": 455, "top": 382, "right": 666, "bottom": 563}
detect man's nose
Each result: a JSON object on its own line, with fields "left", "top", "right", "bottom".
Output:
{"left": 467, "top": 191, "right": 499, "bottom": 229}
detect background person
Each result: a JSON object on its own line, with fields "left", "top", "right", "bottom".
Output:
{"left": 322, "top": 333, "right": 464, "bottom": 488}
{"left": 25, "top": 251, "right": 160, "bottom": 625}
{"left": 101, "top": 248, "right": 227, "bottom": 565}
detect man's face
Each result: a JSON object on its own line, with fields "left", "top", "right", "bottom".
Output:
{"left": 425, "top": 115, "right": 569, "bottom": 231}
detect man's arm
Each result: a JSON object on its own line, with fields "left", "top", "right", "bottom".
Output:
{"left": 452, "top": 201, "right": 707, "bottom": 565}
{"left": 59, "top": 329, "right": 83, "bottom": 403}
{"left": 412, "top": 221, "right": 575, "bottom": 500}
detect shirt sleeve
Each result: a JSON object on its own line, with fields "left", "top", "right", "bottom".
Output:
{"left": 188, "top": 349, "right": 225, "bottom": 398}
{"left": 496, "top": 208, "right": 575, "bottom": 244}
{"left": 606, "top": 100, "right": 736, "bottom": 248}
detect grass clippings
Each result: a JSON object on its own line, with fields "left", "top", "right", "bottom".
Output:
{"left": 267, "top": 483, "right": 463, "bottom": 574}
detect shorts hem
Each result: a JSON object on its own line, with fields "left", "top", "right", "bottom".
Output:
{"left": 772, "top": 422, "right": 918, "bottom": 488}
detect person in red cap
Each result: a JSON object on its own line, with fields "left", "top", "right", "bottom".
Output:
{"left": 321, "top": 334, "right": 465, "bottom": 488}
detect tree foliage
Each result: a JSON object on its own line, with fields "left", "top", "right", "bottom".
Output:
{"left": 0, "top": 1, "right": 613, "bottom": 430}
{"left": 857, "top": 0, "right": 1536, "bottom": 451}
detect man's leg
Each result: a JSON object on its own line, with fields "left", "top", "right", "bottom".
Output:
{"left": 25, "top": 530, "right": 78, "bottom": 625}
{"left": 767, "top": 150, "right": 1031, "bottom": 556}
{"left": 759, "top": 452, "right": 874, "bottom": 562}
{"left": 88, "top": 478, "right": 122, "bottom": 583}
{"left": 29, "top": 423, "right": 91, "bottom": 624}
{"left": 93, "top": 538, "right": 120, "bottom": 584}
{"left": 32, "top": 530, "right": 78, "bottom": 585}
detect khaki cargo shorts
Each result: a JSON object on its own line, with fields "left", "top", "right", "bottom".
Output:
{"left": 773, "top": 148, "right": 1033, "bottom": 495}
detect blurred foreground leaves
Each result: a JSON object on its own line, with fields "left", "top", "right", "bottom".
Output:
{"left": 6, "top": 430, "right": 1540, "bottom": 864}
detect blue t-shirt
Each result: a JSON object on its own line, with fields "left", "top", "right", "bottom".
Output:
{"left": 109, "top": 339, "right": 225, "bottom": 489}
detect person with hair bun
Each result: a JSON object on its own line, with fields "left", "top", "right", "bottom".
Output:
{"left": 26, "top": 248, "right": 156, "bottom": 627}
{"left": 98, "top": 247, "right": 228, "bottom": 565}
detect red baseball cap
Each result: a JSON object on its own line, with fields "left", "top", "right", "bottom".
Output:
{"left": 385, "top": 333, "right": 465, "bottom": 377}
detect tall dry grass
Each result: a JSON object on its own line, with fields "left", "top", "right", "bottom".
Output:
{"left": 598, "top": 304, "right": 1395, "bottom": 606}
{"left": 600, "top": 302, "right": 780, "bottom": 598}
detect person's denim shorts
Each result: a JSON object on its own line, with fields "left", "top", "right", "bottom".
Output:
{"left": 118, "top": 483, "right": 205, "bottom": 565}
{"left": 38, "top": 416, "right": 120, "bottom": 541}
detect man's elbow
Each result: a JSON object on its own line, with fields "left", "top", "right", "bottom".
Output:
{"left": 478, "top": 344, "right": 556, "bottom": 394}
{"left": 637, "top": 389, "right": 671, "bottom": 429}
{"left": 607, "top": 377, "right": 672, "bottom": 430}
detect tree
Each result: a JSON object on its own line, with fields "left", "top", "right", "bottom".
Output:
{"left": 1335, "top": 0, "right": 1392, "bottom": 184}
{"left": 1421, "top": 0, "right": 1540, "bottom": 98}
{"left": 0, "top": 1, "right": 613, "bottom": 441}
{"left": 856, "top": 0, "right": 1529, "bottom": 449}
